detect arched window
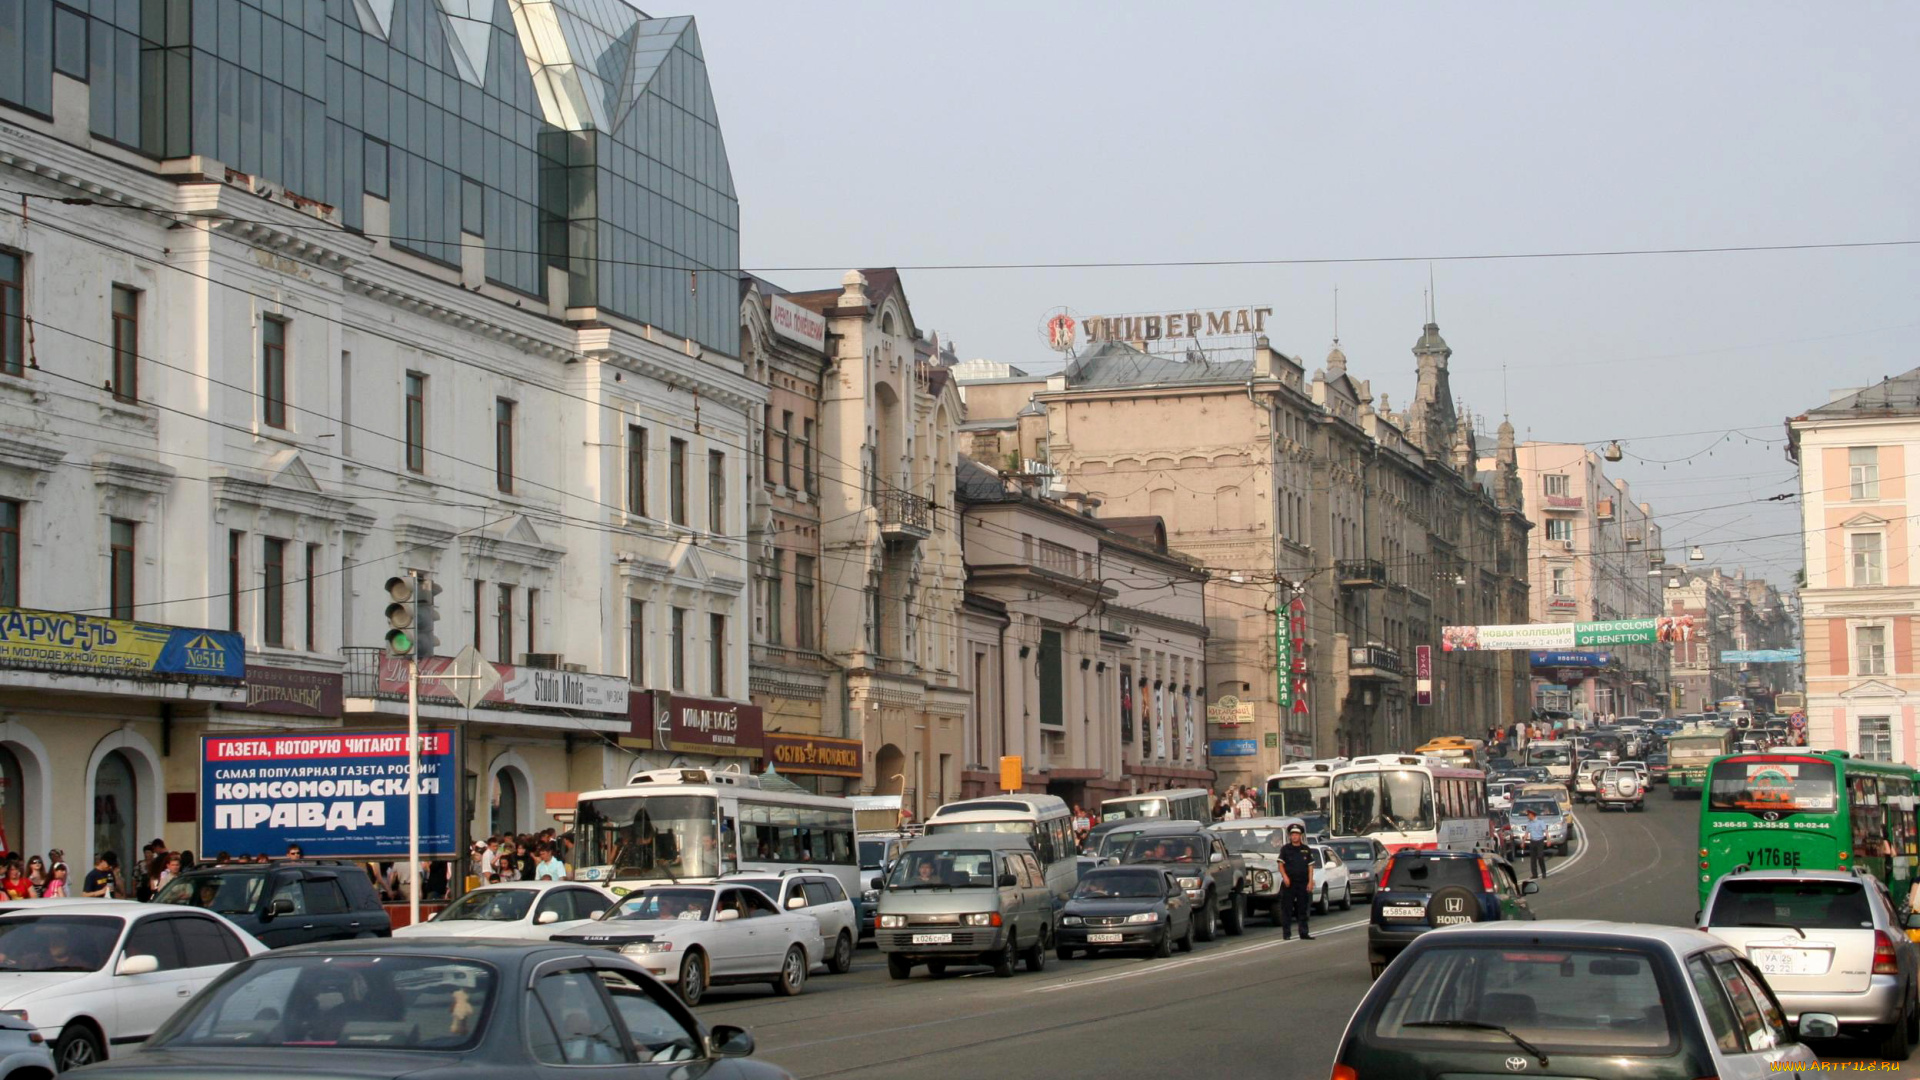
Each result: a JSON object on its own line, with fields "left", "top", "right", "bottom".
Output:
{"left": 490, "top": 766, "right": 527, "bottom": 838}
{"left": 93, "top": 750, "right": 137, "bottom": 869}
{"left": 0, "top": 745, "right": 21, "bottom": 858}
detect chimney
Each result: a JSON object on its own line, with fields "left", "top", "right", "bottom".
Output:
{"left": 1254, "top": 334, "right": 1276, "bottom": 378}
{"left": 839, "top": 269, "right": 868, "bottom": 308}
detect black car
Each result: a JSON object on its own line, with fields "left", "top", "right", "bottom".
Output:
{"left": 1367, "top": 850, "right": 1536, "bottom": 979}
{"left": 1056, "top": 867, "right": 1196, "bottom": 960}
{"left": 74, "top": 938, "right": 792, "bottom": 1079}
{"left": 153, "top": 860, "right": 392, "bottom": 948}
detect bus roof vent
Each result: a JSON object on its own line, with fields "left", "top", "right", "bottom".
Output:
{"left": 625, "top": 767, "right": 764, "bottom": 789}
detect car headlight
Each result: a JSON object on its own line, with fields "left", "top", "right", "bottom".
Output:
{"left": 1176, "top": 876, "right": 1200, "bottom": 889}
{"left": 620, "top": 941, "right": 674, "bottom": 955}
{"left": 879, "top": 914, "right": 905, "bottom": 928}
{"left": 962, "top": 912, "right": 1001, "bottom": 926}
{"left": 861, "top": 890, "right": 879, "bottom": 904}
{"left": 1252, "top": 870, "right": 1273, "bottom": 890}
{"left": 1125, "top": 911, "right": 1159, "bottom": 924}
{"left": 1352, "top": 871, "right": 1372, "bottom": 881}
{"left": 1061, "top": 915, "right": 1084, "bottom": 926}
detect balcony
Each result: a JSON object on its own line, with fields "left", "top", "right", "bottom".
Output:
{"left": 1347, "top": 644, "right": 1405, "bottom": 681}
{"left": 1337, "top": 559, "right": 1388, "bottom": 590}
{"left": 877, "top": 490, "right": 932, "bottom": 541}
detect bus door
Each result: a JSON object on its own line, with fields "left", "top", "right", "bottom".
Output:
{"left": 719, "top": 794, "right": 741, "bottom": 874}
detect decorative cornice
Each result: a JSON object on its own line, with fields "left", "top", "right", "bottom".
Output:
{"left": 391, "top": 515, "right": 461, "bottom": 554}
{"left": 342, "top": 275, "right": 575, "bottom": 364}
{"left": 211, "top": 474, "right": 360, "bottom": 522}
{"left": 0, "top": 432, "right": 65, "bottom": 475}
{"left": 90, "top": 452, "right": 176, "bottom": 496}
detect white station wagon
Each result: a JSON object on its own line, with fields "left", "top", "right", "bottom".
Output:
{"left": 392, "top": 880, "right": 615, "bottom": 941}
{"left": 0, "top": 899, "right": 267, "bottom": 1071}
{"left": 551, "top": 884, "right": 818, "bottom": 1006}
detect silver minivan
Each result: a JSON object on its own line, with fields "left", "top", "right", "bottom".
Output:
{"left": 875, "top": 833, "right": 1056, "bottom": 980}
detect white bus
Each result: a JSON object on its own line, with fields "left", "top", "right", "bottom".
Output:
{"left": 1328, "top": 754, "right": 1490, "bottom": 854}
{"left": 923, "top": 793, "right": 1079, "bottom": 902}
{"left": 1524, "top": 739, "right": 1575, "bottom": 783}
{"left": 572, "top": 768, "right": 860, "bottom": 898}
{"left": 1099, "top": 788, "right": 1212, "bottom": 825}
{"left": 1264, "top": 758, "right": 1349, "bottom": 829}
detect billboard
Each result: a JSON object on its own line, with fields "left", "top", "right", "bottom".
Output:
{"left": 1444, "top": 619, "right": 1662, "bottom": 652}
{"left": 0, "top": 607, "right": 243, "bottom": 679}
{"left": 201, "top": 731, "right": 459, "bottom": 859}
{"left": 1722, "top": 649, "right": 1802, "bottom": 663}
{"left": 1209, "top": 739, "right": 1258, "bottom": 757}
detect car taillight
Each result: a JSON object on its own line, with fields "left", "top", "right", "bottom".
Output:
{"left": 1379, "top": 855, "right": 1396, "bottom": 888}
{"left": 1874, "top": 931, "right": 1900, "bottom": 975}
{"left": 1478, "top": 859, "right": 1496, "bottom": 892}
{"left": 1331, "top": 1066, "right": 1358, "bottom": 1080}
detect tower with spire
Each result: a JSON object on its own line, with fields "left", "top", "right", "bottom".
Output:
{"left": 1408, "top": 312, "right": 1460, "bottom": 466}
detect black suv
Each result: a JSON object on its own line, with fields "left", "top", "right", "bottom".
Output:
{"left": 153, "top": 860, "right": 392, "bottom": 948}
{"left": 1367, "top": 849, "right": 1535, "bottom": 979}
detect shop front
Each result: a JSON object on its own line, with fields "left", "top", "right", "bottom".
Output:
{"left": 1528, "top": 651, "right": 1613, "bottom": 724}
{"left": 623, "top": 691, "right": 766, "bottom": 778}
{"left": 762, "top": 731, "right": 863, "bottom": 795}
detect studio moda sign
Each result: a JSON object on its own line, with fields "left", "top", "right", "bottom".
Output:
{"left": 378, "top": 656, "right": 628, "bottom": 715}
{"left": 1083, "top": 306, "right": 1274, "bottom": 344}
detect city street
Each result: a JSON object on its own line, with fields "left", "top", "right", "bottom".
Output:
{"left": 702, "top": 796, "right": 1901, "bottom": 1079}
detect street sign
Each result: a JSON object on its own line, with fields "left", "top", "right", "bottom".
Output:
{"left": 447, "top": 645, "right": 502, "bottom": 709}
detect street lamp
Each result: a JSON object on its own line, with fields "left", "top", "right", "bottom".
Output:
{"left": 1689, "top": 546, "right": 1705, "bottom": 562}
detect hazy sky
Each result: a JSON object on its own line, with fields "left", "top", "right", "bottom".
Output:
{"left": 677, "top": 0, "right": 1918, "bottom": 585}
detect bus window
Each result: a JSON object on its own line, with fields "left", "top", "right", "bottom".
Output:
{"left": 1708, "top": 758, "right": 1837, "bottom": 813}
{"left": 1851, "top": 775, "right": 1891, "bottom": 860}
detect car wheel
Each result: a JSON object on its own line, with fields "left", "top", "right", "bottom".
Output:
{"left": 1196, "top": 894, "right": 1219, "bottom": 942}
{"left": 1023, "top": 931, "right": 1048, "bottom": 972}
{"left": 1339, "top": 883, "right": 1353, "bottom": 911}
{"left": 992, "top": 938, "right": 1017, "bottom": 978}
{"left": 1222, "top": 891, "right": 1247, "bottom": 936}
{"left": 1152, "top": 927, "right": 1173, "bottom": 958}
{"left": 827, "top": 931, "right": 854, "bottom": 975}
{"left": 887, "top": 954, "right": 913, "bottom": 980}
{"left": 1369, "top": 959, "right": 1386, "bottom": 980}
{"left": 1314, "top": 886, "right": 1328, "bottom": 915}
{"left": 1056, "top": 946, "right": 1075, "bottom": 962}
{"left": 1875, "top": 1007, "right": 1910, "bottom": 1061}
{"left": 677, "top": 951, "right": 708, "bottom": 1007}
{"left": 1177, "top": 916, "right": 1196, "bottom": 953}
{"left": 773, "top": 945, "right": 808, "bottom": 997}
{"left": 54, "top": 1025, "right": 104, "bottom": 1072}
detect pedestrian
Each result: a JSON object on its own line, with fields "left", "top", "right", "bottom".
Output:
{"left": 42, "top": 863, "right": 69, "bottom": 897}
{"left": 82, "top": 852, "right": 120, "bottom": 898}
{"left": 513, "top": 837, "right": 535, "bottom": 882}
{"left": 1234, "top": 787, "right": 1256, "bottom": 820}
{"left": 479, "top": 835, "right": 502, "bottom": 879}
{"left": 1523, "top": 808, "right": 1549, "bottom": 881}
{"left": 1276, "top": 823, "right": 1314, "bottom": 940}
{"left": 534, "top": 844, "right": 567, "bottom": 881}
{"left": 25, "top": 855, "right": 46, "bottom": 897}
{"left": 1, "top": 862, "right": 28, "bottom": 900}
{"left": 286, "top": 843, "right": 304, "bottom": 860}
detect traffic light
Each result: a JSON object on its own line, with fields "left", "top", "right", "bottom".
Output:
{"left": 413, "top": 576, "right": 442, "bottom": 657}
{"left": 384, "top": 574, "right": 416, "bottom": 656}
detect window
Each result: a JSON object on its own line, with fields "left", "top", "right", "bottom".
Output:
{"left": 627, "top": 599, "right": 645, "bottom": 685}
{"left": 304, "top": 877, "right": 350, "bottom": 915}
{"left": 626, "top": 425, "right": 647, "bottom": 514}
{"left": 1, "top": 251, "right": 24, "bottom": 377}
{"left": 670, "top": 607, "right": 687, "bottom": 690}
{"left": 305, "top": 544, "right": 318, "bottom": 651}
{"left": 262, "top": 538, "right": 286, "bottom": 647}
{"left": 497, "top": 584, "right": 514, "bottom": 662}
{"left": 708, "top": 450, "right": 726, "bottom": 532}
{"left": 461, "top": 177, "right": 484, "bottom": 237}
{"left": 802, "top": 418, "right": 817, "bottom": 495}
{"left": 762, "top": 405, "right": 775, "bottom": 483}
{"left": 1038, "top": 628, "right": 1063, "bottom": 727}
{"left": 526, "top": 588, "right": 538, "bottom": 655}
{"left": 1852, "top": 533, "right": 1885, "bottom": 587}
{"left": 1851, "top": 446, "right": 1880, "bottom": 500}
{"left": 1550, "top": 567, "right": 1570, "bottom": 596}
{"left": 794, "top": 555, "right": 816, "bottom": 650}
{"left": 0, "top": 500, "right": 17, "bottom": 606}
{"left": 92, "top": 749, "right": 137, "bottom": 877}
{"left": 363, "top": 137, "right": 389, "bottom": 199}
{"left": 52, "top": 4, "right": 87, "bottom": 79}
{"left": 227, "top": 531, "right": 244, "bottom": 631}
{"left": 1857, "top": 625, "right": 1888, "bottom": 676}
{"left": 669, "top": 439, "right": 688, "bottom": 525}
{"left": 767, "top": 551, "right": 783, "bottom": 646}
{"left": 122, "top": 919, "right": 186, "bottom": 973}
{"left": 1543, "top": 474, "right": 1568, "bottom": 497}
{"left": 110, "top": 286, "right": 138, "bottom": 402}
{"left": 473, "top": 579, "right": 485, "bottom": 653}
{"left": 1545, "top": 518, "right": 1573, "bottom": 542}
{"left": 1861, "top": 716, "right": 1893, "bottom": 761}
{"left": 109, "top": 519, "right": 135, "bottom": 620}
{"left": 780, "top": 410, "right": 793, "bottom": 488}
{"left": 495, "top": 399, "right": 514, "bottom": 493}
{"left": 339, "top": 352, "right": 354, "bottom": 456}
{"left": 404, "top": 372, "right": 425, "bottom": 472}
{"left": 529, "top": 970, "right": 626, "bottom": 1066}
{"left": 709, "top": 613, "right": 726, "bottom": 696}
{"left": 260, "top": 317, "right": 288, "bottom": 428}
{"left": 172, "top": 916, "right": 245, "bottom": 968}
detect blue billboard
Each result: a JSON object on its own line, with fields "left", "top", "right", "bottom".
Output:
{"left": 1209, "top": 739, "right": 1258, "bottom": 757}
{"left": 1527, "top": 651, "right": 1611, "bottom": 668}
{"left": 201, "top": 731, "right": 459, "bottom": 859}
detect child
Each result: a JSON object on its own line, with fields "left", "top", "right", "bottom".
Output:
{"left": 42, "top": 864, "right": 69, "bottom": 898}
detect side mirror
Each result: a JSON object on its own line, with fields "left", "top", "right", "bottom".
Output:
{"left": 116, "top": 953, "right": 160, "bottom": 976}
{"left": 1520, "top": 880, "right": 1540, "bottom": 895}
{"left": 997, "top": 872, "right": 1018, "bottom": 888}
{"left": 265, "top": 897, "right": 295, "bottom": 918}
{"left": 536, "top": 910, "right": 559, "bottom": 925}
{"left": 715, "top": 908, "right": 741, "bottom": 922}
{"left": 786, "top": 895, "right": 808, "bottom": 910}
{"left": 1210, "top": 852, "right": 1224, "bottom": 864}
{"left": 1694, "top": 910, "right": 1704, "bottom": 926}
{"left": 870, "top": 875, "right": 886, "bottom": 893}
{"left": 710, "top": 1024, "right": 756, "bottom": 1058}
{"left": 1797, "top": 1012, "right": 1840, "bottom": 1041}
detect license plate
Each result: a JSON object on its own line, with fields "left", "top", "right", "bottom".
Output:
{"left": 1087, "top": 933, "right": 1124, "bottom": 943}
{"left": 1753, "top": 947, "right": 1829, "bottom": 976}
{"left": 1382, "top": 905, "right": 1425, "bottom": 919}
{"left": 911, "top": 933, "right": 953, "bottom": 945}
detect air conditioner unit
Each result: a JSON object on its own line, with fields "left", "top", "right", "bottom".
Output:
{"left": 1559, "top": 540, "right": 1575, "bottom": 552}
{"left": 521, "top": 652, "right": 562, "bottom": 669}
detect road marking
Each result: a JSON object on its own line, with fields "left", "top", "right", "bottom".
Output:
{"left": 1026, "top": 919, "right": 1369, "bottom": 994}
{"left": 1545, "top": 819, "right": 1593, "bottom": 879}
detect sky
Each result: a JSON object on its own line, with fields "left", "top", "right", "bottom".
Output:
{"left": 675, "top": 0, "right": 1918, "bottom": 586}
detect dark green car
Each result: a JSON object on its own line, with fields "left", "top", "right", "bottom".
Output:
{"left": 1333, "top": 922, "right": 1833, "bottom": 1079}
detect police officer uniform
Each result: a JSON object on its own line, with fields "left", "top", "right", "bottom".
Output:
{"left": 1276, "top": 824, "right": 1315, "bottom": 940}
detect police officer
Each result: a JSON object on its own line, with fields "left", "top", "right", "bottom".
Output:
{"left": 1523, "top": 807, "right": 1549, "bottom": 881}
{"left": 1277, "top": 822, "right": 1315, "bottom": 941}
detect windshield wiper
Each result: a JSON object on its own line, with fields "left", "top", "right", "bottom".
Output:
{"left": 1404, "top": 1020, "right": 1549, "bottom": 1067}
{"left": 892, "top": 882, "right": 953, "bottom": 891}
{"left": 1734, "top": 920, "right": 1807, "bottom": 939}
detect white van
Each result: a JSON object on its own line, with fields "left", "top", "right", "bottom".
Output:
{"left": 924, "top": 794, "right": 1079, "bottom": 903}
{"left": 1099, "top": 788, "right": 1212, "bottom": 825}
{"left": 1524, "top": 739, "right": 1575, "bottom": 783}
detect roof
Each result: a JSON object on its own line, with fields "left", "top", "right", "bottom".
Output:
{"left": 1210, "top": 816, "right": 1310, "bottom": 831}
{"left": 1425, "top": 918, "right": 1727, "bottom": 954}
{"left": 0, "top": 898, "right": 152, "bottom": 915}
{"left": 1805, "top": 366, "right": 1920, "bottom": 416}
{"left": 956, "top": 457, "right": 1016, "bottom": 504}
{"left": 903, "top": 832, "right": 1047, "bottom": 852}
{"left": 279, "top": 937, "right": 599, "bottom": 959}
{"left": 1064, "top": 339, "right": 1255, "bottom": 390}
{"left": 1105, "top": 820, "right": 1216, "bottom": 837}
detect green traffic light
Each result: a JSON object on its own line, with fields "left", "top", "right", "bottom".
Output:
{"left": 386, "top": 630, "right": 414, "bottom": 655}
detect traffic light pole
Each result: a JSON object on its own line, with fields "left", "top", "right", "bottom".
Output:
{"left": 407, "top": 655, "right": 421, "bottom": 929}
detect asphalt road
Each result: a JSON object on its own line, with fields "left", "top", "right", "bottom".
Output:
{"left": 696, "top": 792, "right": 1911, "bottom": 1080}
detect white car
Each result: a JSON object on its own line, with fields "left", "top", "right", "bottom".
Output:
{"left": 391, "top": 880, "right": 614, "bottom": 941}
{"left": 0, "top": 899, "right": 267, "bottom": 1071}
{"left": 0, "top": 1011, "right": 54, "bottom": 1079}
{"left": 1485, "top": 781, "right": 1517, "bottom": 811}
{"left": 551, "top": 883, "right": 818, "bottom": 1006}
{"left": 1309, "top": 844, "right": 1354, "bottom": 914}
{"left": 718, "top": 870, "right": 858, "bottom": 974}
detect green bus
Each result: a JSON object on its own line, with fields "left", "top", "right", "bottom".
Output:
{"left": 1698, "top": 749, "right": 1919, "bottom": 908}
{"left": 1667, "top": 726, "right": 1735, "bottom": 798}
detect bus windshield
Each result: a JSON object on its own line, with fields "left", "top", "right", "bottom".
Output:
{"left": 1331, "top": 770, "right": 1436, "bottom": 836}
{"left": 1709, "top": 758, "right": 1838, "bottom": 813}
{"left": 1526, "top": 746, "right": 1570, "bottom": 766}
{"left": 575, "top": 794, "right": 721, "bottom": 880}
{"left": 1101, "top": 799, "right": 1165, "bottom": 821}
{"left": 1267, "top": 777, "right": 1329, "bottom": 817}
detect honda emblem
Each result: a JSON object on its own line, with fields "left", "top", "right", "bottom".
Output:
{"left": 1445, "top": 897, "right": 1464, "bottom": 913}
